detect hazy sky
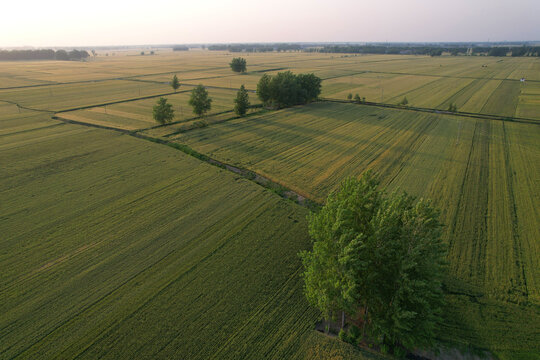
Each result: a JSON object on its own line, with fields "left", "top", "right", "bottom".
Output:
{"left": 1, "top": 0, "right": 539, "bottom": 47}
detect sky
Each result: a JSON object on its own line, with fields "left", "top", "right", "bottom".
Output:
{"left": 1, "top": 0, "right": 539, "bottom": 47}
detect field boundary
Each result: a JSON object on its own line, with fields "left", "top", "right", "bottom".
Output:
{"left": 53, "top": 90, "right": 192, "bottom": 113}
{"left": 52, "top": 114, "right": 319, "bottom": 209}
{"left": 321, "top": 98, "right": 540, "bottom": 125}
{"left": 0, "top": 99, "right": 56, "bottom": 113}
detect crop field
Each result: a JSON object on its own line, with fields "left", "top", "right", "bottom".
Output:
{"left": 57, "top": 87, "right": 260, "bottom": 131}
{"left": 1, "top": 50, "right": 539, "bottom": 359}
{"left": 0, "top": 80, "right": 171, "bottom": 112}
{"left": 0, "top": 112, "right": 378, "bottom": 359}
{"left": 2, "top": 51, "right": 539, "bottom": 120}
{"left": 172, "top": 101, "right": 540, "bottom": 357}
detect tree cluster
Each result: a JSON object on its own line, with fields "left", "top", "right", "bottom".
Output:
{"left": 0, "top": 49, "right": 89, "bottom": 61}
{"left": 256, "top": 71, "right": 321, "bottom": 109}
{"left": 230, "top": 57, "right": 247, "bottom": 73}
{"left": 300, "top": 172, "right": 447, "bottom": 356}
{"left": 173, "top": 46, "right": 189, "bottom": 51}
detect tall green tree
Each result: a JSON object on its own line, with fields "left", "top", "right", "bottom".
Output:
{"left": 152, "top": 97, "right": 175, "bottom": 124}
{"left": 256, "top": 74, "right": 272, "bottom": 105}
{"left": 300, "top": 172, "right": 447, "bottom": 355}
{"left": 234, "top": 85, "right": 250, "bottom": 117}
{"left": 230, "top": 57, "right": 247, "bottom": 72}
{"left": 189, "top": 84, "right": 212, "bottom": 117}
{"left": 171, "top": 74, "right": 180, "bottom": 92}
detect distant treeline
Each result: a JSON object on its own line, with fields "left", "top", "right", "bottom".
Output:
{"left": 0, "top": 49, "right": 90, "bottom": 61}
{"left": 472, "top": 46, "right": 540, "bottom": 57}
{"left": 306, "top": 45, "right": 540, "bottom": 57}
{"left": 208, "top": 43, "right": 302, "bottom": 52}
{"left": 173, "top": 46, "right": 189, "bottom": 51}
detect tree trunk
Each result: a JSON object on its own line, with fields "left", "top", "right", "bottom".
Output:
{"left": 326, "top": 311, "right": 332, "bottom": 334}
{"left": 341, "top": 311, "right": 345, "bottom": 329}
{"left": 362, "top": 306, "right": 368, "bottom": 337}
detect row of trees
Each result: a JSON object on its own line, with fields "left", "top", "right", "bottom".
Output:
{"left": 153, "top": 76, "right": 252, "bottom": 124}
{"left": 307, "top": 45, "right": 540, "bottom": 57}
{"left": 256, "top": 72, "right": 322, "bottom": 108}
{"left": 347, "top": 93, "right": 366, "bottom": 103}
{"left": 208, "top": 44, "right": 302, "bottom": 52}
{"left": 162, "top": 70, "right": 320, "bottom": 122}
{"left": 0, "top": 49, "right": 90, "bottom": 61}
{"left": 153, "top": 84, "right": 213, "bottom": 124}
{"left": 301, "top": 172, "right": 447, "bottom": 356}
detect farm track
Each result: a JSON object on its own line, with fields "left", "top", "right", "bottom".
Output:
{"left": 0, "top": 99, "right": 55, "bottom": 113}
{"left": 123, "top": 78, "right": 258, "bottom": 93}
{"left": 501, "top": 122, "right": 528, "bottom": 300}
{"left": 353, "top": 70, "right": 540, "bottom": 83}
{"left": 322, "top": 98, "right": 540, "bottom": 125}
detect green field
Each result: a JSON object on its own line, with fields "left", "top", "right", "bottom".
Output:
{"left": 171, "top": 102, "right": 540, "bottom": 357}
{"left": 1, "top": 51, "right": 539, "bottom": 359}
{"left": 2, "top": 52, "right": 539, "bottom": 121}
{"left": 1, "top": 112, "right": 379, "bottom": 359}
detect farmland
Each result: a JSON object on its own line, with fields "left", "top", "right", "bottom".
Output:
{"left": 0, "top": 112, "right": 377, "bottom": 359}
{"left": 1, "top": 50, "right": 539, "bottom": 359}
{"left": 172, "top": 102, "right": 540, "bottom": 357}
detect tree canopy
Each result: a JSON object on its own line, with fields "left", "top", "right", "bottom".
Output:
{"left": 152, "top": 97, "right": 175, "bottom": 124}
{"left": 300, "top": 172, "right": 447, "bottom": 355}
{"left": 234, "top": 85, "right": 250, "bottom": 117}
{"left": 256, "top": 71, "right": 321, "bottom": 109}
{"left": 0, "top": 49, "right": 89, "bottom": 61}
{"left": 189, "top": 85, "right": 212, "bottom": 117}
{"left": 230, "top": 57, "right": 247, "bottom": 73}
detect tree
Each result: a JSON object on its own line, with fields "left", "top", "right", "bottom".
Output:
{"left": 152, "top": 97, "right": 175, "bottom": 124}
{"left": 297, "top": 73, "right": 322, "bottom": 103}
{"left": 448, "top": 103, "right": 457, "bottom": 112}
{"left": 354, "top": 94, "right": 361, "bottom": 103}
{"left": 300, "top": 172, "right": 447, "bottom": 355}
{"left": 230, "top": 57, "right": 247, "bottom": 73}
{"left": 347, "top": 93, "right": 353, "bottom": 100}
{"left": 256, "top": 74, "right": 272, "bottom": 105}
{"left": 399, "top": 97, "right": 409, "bottom": 106}
{"left": 234, "top": 85, "right": 250, "bottom": 116}
{"left": 55, "top": 50, "right": 69, "bottom": 61}
{"left": 171, "top": 74, "right": 180, "bottom": 92}
{"left": 189, "top": 84, "right": 212, "bottom": 117}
